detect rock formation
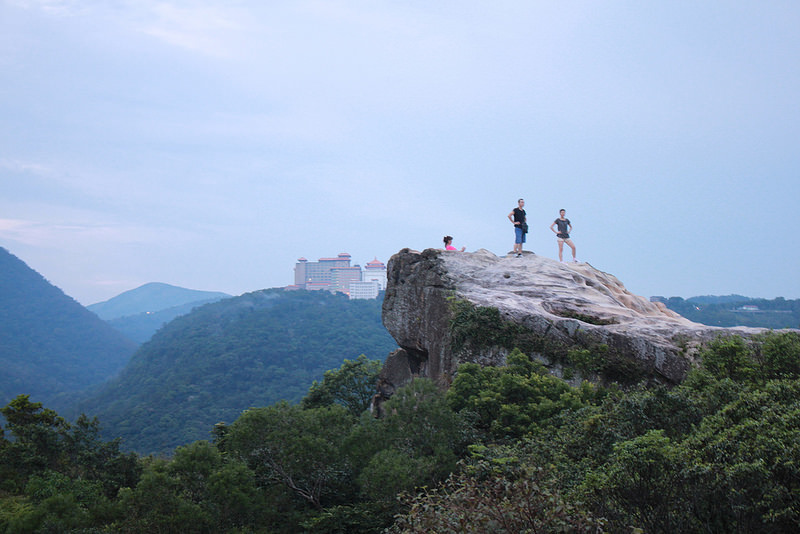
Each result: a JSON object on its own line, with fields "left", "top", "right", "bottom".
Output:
{"left": 380, "top": 248, "right": 768, "bottom": 396}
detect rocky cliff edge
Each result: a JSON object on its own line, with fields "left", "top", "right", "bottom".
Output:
{"left": 378, "top": 248, "right": 766, "bottom": 399}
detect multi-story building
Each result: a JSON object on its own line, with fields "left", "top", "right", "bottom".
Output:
{"left": 293, "top": 253, "right": 353, "bottom": 290}
{"left": 290, "top": 253, "right": 387, "bottom": 299}
{"left": 331, "top": 265, "right": 363, "bottom": 294}
{"left": 362, "top": 258, "right": 387, "bottom": 290}
{"left": 349, "top": 281, "right": 380, "bottom": 300}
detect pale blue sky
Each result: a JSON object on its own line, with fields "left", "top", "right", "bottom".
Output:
{"left": 2, "top": 1, "right": 799, "bottom": 305}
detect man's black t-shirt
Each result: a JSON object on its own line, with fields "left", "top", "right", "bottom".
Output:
{"left": 513, "top": 208, "right": 526, "bottom": 223}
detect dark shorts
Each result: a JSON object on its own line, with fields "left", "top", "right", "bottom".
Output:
{"left": 557, "top": 233, "right": 570, "bottom": 240}
{"left": 515, "top": 226, "right": 526, "bottom": 244}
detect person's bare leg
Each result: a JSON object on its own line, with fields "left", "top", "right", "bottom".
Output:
{"left": 566, "top": 239, "right": 576, "bottom": 260}
{"left": 557, "top": 240, "right": 564, "bottom": 261}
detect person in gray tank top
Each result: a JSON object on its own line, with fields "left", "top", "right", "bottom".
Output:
{"left": 550, "top": 209, "right": 577, "bottom": 262}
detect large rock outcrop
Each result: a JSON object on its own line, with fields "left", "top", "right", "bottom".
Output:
{"left": 379, "top": 248, "right": 767, "bottom": 395}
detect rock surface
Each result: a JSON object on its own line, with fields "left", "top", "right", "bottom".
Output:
{"left": 380, "top": 248, "right": 766, "bottom": 393}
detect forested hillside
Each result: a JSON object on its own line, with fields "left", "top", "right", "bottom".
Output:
{"left": 89, "top": 282, "right": 232, "bottom": 343}
{"left": 69, "top": 289, "right": 397, "bottom": 454}
{"left": 664, "top": 295, "right": 800, "bottom": 329}
{"left": 3, "top": 331, "right": 799, "bottom": 532}
{"left": 104, "top": 300, "right": 229, "bottom": 344}
{"left": 0, "top": 247, "right": 138, "bottom": 411}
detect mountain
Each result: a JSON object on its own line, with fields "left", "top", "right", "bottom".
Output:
{"left": 0, "top": 247, "right": 138, "bottom": 411}
{"left": 88, "top": 283, "right": 232, "bottom": 343}
{"left": 664, "top": 295, "right": 800, "bottom": 329}
{"left": 71, "top": 288, "right": 397, "bottom": 454}
{"left": 686, "top": 294, "right": 752, "bottom": 305}
{"left": 88, "top": 282, "right": 231, "bottom": 320}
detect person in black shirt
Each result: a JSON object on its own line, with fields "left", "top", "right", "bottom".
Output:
{"left": 507, "top": 198, "right": 527, "bottom": 257}
{"left": 550, "top": 209, "right": 577, "bottom": 262}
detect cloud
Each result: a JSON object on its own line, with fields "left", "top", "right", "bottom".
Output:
{"left": 137, "top": 2, "right": 242, "bottom": 58}
{"left": 0, "top": 158, "right": 55, "bottom": 176}
{"left": 6, "top": 0, "right": 85, "bottom": 16}
{"left": 0, "top": 217, "right": 192, "bottom": 251}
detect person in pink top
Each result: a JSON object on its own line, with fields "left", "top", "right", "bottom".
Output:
{"left": 443, "top": 236, "right": 465, "bottom": 251}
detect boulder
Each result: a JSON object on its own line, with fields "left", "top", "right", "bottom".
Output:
{"left": 380, "top": 248, "right": 766, "bottom": 394}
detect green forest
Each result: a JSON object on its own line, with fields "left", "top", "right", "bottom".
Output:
{"left": 70, "top": 289, "right": 397, "bottom": 454}
{"left": 0, "top": 248, "right": 137, "bottom": 411}
{"left": 2, "top": 330, "right": 799, "bottom": 533}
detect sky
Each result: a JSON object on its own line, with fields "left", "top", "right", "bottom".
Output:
{"left": 1, "top": 0, "right": 799, "bottom": 305}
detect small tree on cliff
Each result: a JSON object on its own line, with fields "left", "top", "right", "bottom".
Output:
{"left": 302, "top": 354, "right": 382, "bottom": 417}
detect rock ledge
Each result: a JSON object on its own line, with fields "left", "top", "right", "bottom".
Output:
{"left": 380, "top": 248, "right": 764, "bottom": 393}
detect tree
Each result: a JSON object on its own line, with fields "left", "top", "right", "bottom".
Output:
{"left": 62, "top": 413, "right": 141, "bottom": 498}
{"left": 0, "top": 395, "right": 68, "bottom": 485}
{"left": 12, "top": 470, "right": 113, "bottom": 533}
{"left": 700, "top": 335, "right": 756, "bottom": 382}
{"left": 226, "top": 402, "right": 355, "bottom": 509}
{"left": 581, "top": 430, "right": 691, "bottom": 533}
{"left": 205, "top": 460, "right": 265, "bottom": 532}
{"left": 302, "top": 354, "right": 382, "bottom": 417}
{"left": 390, "top": 455, "right": 602, "bottom": 533}
{"left": 0, "top": 396, "right": 143, "bottom": 532}
{"left": 682, "top": 380, "right": 800, "bottom": 532}
{"left": 116, "top": 465, "right": 209, "bottom": 533}
{"left": 168, "top": 441, "right": 222, "bottom": 504}
{"left": 447, "top": 349, "right": 593, "bottom": 440}
{"left": 352, "top": 378, "right": 475, "bottom": 505}
{"left": 757, "top": 331, "right": 800, "bottom": 379}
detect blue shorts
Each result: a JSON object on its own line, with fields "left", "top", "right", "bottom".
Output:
{"left": 515, "top": 226, "right": 526, "bottom": 244}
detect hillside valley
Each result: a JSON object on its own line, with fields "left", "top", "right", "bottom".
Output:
{"left": 69, "top": 288, "right": 397, "bottom": 454}
{"left": 0, "top": 247, "right": 138, "bottom": 411}
{"left": 88, "top": 282, "right": 232, "bottom": 343}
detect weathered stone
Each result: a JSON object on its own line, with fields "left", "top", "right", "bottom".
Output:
{"left": 380, "top": 247, "right": 770, "bottom": 394}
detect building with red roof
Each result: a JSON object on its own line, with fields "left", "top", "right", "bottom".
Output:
{"left": 291, "top": 253, "right": 387, "bottom": 298}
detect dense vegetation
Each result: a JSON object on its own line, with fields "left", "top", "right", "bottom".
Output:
{"left": 0, "top": 248, "right": 137, "bottom": 411}
{"left": 104, "top": 301, "right": 229, "bottom": 344}
{"left": 3, "top": 330, "right": 799, "bottom": 532}
{"left": 665, "top": 295, "right": 800, "bottom": 329}
{"left": 69, "top": 289, "right": 397, "bottom": 454}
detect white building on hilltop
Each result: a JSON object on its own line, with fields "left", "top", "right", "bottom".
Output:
{"left": 348, "top": 281, "right": 380, "bottom": 300}
{"left": 289, "top": 254, "right": 387, "bottom": 299}
{"left": 349, "top": 258, "right": 387, "bottom": 300}
{"left": 362, "top": 258, "right": 387, "bottom": 290}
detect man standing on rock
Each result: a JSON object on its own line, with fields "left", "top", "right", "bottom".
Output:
{"left": 508, "top": 198, "right": 527, "bottom": 257}
{"left": 550, "top": 208, "right": 577, "bottom": 262}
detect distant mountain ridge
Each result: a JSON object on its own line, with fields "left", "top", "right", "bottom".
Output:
{"left": 0, "top": 247, "right": 138, "bottom": 411}
{"left": 88, "top": 283, "right": 232, "bottom": 343}
{"left": 665, "top": 295, "right": 799, "bottom": 329}
{"left": 88, "top": 282, "right": 231, "bottom": 320}
{"left": 685, "top": 294, "right": 752, "bottom": 305}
